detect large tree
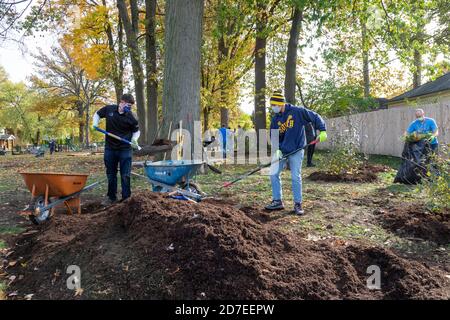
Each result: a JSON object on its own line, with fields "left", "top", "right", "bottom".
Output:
{"left": 117, "top": 0, "right": 147, "bottom": 144}
{"left": 284, "top": 2, "right": 303, "bottom": 104}
{"left": 381, "top": 0, "right": 448, "bottom": 88}
{"left": 200, "top": 0, "right": 254, "bottom": 130}
{"left": 253, "top": 0, "right": 282, "bottom": 133}
{"left": 145, "top": 0, "right": 158, "bottom": 143}
{"left": 31, "top": 43, "right": 108, "bottom": 146}
{"left": 161, "top": 0, "right": 205, "bottom": 157}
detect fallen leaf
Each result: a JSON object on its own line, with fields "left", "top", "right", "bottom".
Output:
{"left": 8, "top": 291, "right": 18, "bottom": 297}
{"left": 24, "top": 294, "right": 34, "bottom": 300}
{"left": 74, "top": 288, "right": 84, "bottom": 297}
{"left": 8, "top": 261, "right": 17, "bottom": 267}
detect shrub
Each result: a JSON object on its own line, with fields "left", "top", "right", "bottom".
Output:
{"left": 319, "top": 120, "right": 365, "bottom": 175}
{"left": 419, "top": 146, "right": 450, "bottom": 213}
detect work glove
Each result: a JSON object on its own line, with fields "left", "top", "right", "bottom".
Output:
{"left": 272, "top": 149, "right": 283, "bottom": 160}
{"left": 317, "top": 131, "right": 328, "bottom": 143}
{"left": 424, "top": 133, "right": 435, "bottom": 142}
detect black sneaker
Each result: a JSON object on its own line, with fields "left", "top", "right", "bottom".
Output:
{"left": 101, "top": 198, "right": 117, "bottom": 206}
{"left": 294, "top": 202, "right": 305, "bottom": 216}
{"left": 265, "top": 200, "right": 284, "bottom": 211}
{"left": 306, "top": 163, "right": 316, "bottom": 167}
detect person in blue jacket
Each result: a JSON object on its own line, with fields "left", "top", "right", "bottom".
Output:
{"left": 405, "top": 109, "right": 439, "bottom": 153}
{"left": 265, "top": 91, "right": 328, "bottom": 215}
{"left": 219, "top": 124, "right": 228, "bottom": 158}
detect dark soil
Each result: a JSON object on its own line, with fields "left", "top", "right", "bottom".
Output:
{"left": 376, "top": 204, "right": 450, "bottom": 245}
{"left": 80, "top": 200, "right": 105, "bottom": 214}
{"left": 308, "top": 164, "right": 390, "bottom": 183}
{"left": 2, "top": 192, "right": 448, "bottom": 300}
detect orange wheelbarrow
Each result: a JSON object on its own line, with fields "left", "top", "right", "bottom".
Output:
{"left": 19, "top": 172, "right": 103, "bottom": 225}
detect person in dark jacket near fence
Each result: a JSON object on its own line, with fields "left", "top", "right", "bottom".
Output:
{"left": 305, "top": 122, "right": 317, "bottom": 167}
{"left": 265, "top": 91, "right": 328, "bottom": 216}
{"left": 92, "top": 94, "right": 140, "bottom": 205}
{"left": 49, "top": 139, "right": 56, "bottom": 155}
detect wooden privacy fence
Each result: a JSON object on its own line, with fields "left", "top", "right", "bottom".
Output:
{"left": 317, "top": 104, "right": 449, "bottom": 157}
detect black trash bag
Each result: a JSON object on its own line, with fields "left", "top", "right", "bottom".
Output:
{"left": 394, "top": 140, "right": 431, "bottom": 185}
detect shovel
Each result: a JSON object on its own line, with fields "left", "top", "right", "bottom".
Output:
{"left": 94, "top": 126, "right": 142, "bottom": 150}
{"left": 222, "top": 141, "right": 318, "bottom": 189}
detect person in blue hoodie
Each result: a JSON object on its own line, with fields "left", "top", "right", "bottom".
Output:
{"left": 219, "top": 124, "right": 229, "bottom": 159}
{"left": 265, "top": 91, "right": 328, "bottom": 215}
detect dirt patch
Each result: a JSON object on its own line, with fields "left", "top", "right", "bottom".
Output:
{"left": 376, "top": 204, "right": 450, "bottom": 245}
{"left": 2, "top": 192, "right": 448, "bottom": 300}
{"left": 308, "top": 164, "right": 390, "bottom": 183}
{"left": 81, "top": 200, "right": 105, "bottom": 214}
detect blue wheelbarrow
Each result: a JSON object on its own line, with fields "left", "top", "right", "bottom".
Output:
{"left": 133, "top": 160, "right": 206, "bottom": 201}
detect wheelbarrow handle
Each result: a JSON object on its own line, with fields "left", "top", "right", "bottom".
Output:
{"left": 94, "top": 126, "right": 142, "bottom": 150}
{"left": 35, "top": 180, "right": 106, "bottom": 215}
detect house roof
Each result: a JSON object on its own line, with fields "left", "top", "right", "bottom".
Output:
{"left": 389, "top": 72, "right": 450, "bottom": 103}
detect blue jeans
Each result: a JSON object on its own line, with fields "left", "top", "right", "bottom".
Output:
{"left": 270, "top": 150, "right": 304, "bottom": 204}
{"left": 104, "top": 148, "right": 132, "bottom": 201}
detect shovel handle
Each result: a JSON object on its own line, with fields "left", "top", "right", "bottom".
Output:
{"left": 94, "top": 127, "right": 142, "bottom": 150}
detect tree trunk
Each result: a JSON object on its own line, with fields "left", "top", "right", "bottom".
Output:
{"left": 254, "top": 0, "right": 267, "bottom": 135}
{"left": 77, "top": 101, "right": 84, "bottom": 144}
{"left": 162, "top": 0, "right": 204, "bottom": 155}
{"left": 118, "top": 19, "right": 125, "bottom": 97}
{"left": 411, "top": 0, "right": 424, "bottom": 89}
{"left": 203, "top": 107, "right": 209, "bottom": 132}
{"left": 117, "top": 0, "right": 147, "bottom": 144}
{"left": 361, "top": 18, "right": 370, "bottom": 97}
{"left": 413, "top": 49, "right": 422, "bottom": 88}
{"left": 35, "top": 129, "right": 40, "bottom": 146}
{"left": 218, "top": 35, "right": 229, "bottom": 127}
{"left": 84, "top": 103, "right": 90, "bottom": 147}
{"left": 254, "top": 35, "right": 266, "bottom": 132}
{"left": 220, "top": 107, "right": 229, "bottom": 127}
{"left": 102, "top": 0, "right": 123, "bottom": 104}
{"left": 145, "top": 0, "right": 158, "bottom": 143}
{"left": 284, "top": 8, "right": 303, "bottom": 104}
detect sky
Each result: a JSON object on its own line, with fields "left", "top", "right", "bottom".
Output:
{"left": 1, "top": 40, "right": 39, "bottom": 83}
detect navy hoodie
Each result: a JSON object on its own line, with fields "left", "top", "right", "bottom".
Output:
{"left": 270, "top": 104, "right": 326, "bottom": 154}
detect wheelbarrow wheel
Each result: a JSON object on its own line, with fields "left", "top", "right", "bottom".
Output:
{"left": 181, "top": 182, "right": 205, "bottom": 196}
{"left": 29, "top": 196, "right": 52, "bottom": 225}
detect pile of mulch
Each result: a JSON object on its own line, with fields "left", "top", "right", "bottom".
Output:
{"left": 375, "top": 204, "right": 450, "bottom": 245}
{"left": 2, "top": 192, "right": 448, "bottom": 300}
{"left": 308, "top": 164, "right": 390, "bottom": 183}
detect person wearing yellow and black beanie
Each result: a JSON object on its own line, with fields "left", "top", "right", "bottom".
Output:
{"left": 265, "top": 90, "right": 328, "bottom": 215}
{"left": 270, "top": 90, "right": 286, "bottom": 109}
